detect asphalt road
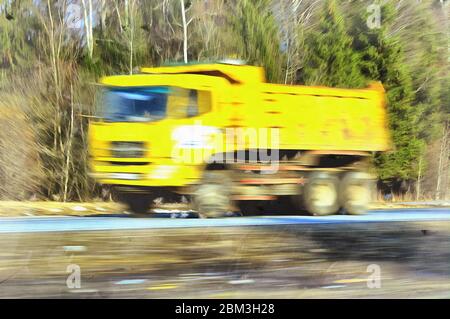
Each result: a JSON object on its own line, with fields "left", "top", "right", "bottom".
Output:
{"left": 0, "top": 208, "right": 449, "bottom": 298}
{"left": 1, "top": 208, "right": 450, "bottom": 233}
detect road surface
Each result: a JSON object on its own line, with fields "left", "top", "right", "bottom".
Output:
{"left": 0, "top": 208, "right": 449, "bottom": 298}
{"left": 1, "top": 208, "right": 450, "bottom": 233}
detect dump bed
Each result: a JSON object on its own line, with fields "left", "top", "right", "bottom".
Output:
{"left": 233, "top": 82, "right": 391, "bottom": 152}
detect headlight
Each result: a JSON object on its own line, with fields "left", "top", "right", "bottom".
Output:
{"left": 108, "top": 173, "right": 142, "bottom": 180}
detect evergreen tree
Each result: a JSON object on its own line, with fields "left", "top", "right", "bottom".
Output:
{"left": 0, "top": 0, "right": 39, "bottom": 72}
{"left": 297, "top": 0, "right": 365, "bottom": 88}
{"left": 232, "top": 0, "right": 284, "bottom": 83}
{"left": 349, "top": 2, "right": 423, "bottom": 189}
{"left": 92, "top": 0, "right": 150, "bottom": 75}
{"left": 395, "top": 0, "right": 446, "bottom": 142}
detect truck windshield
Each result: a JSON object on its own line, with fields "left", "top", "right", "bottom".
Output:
{"left": 101, "top": 87, "right": 169, "bottom": 122}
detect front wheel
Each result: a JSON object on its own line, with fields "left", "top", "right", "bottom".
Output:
{"left": 193, "top": 170, "right": 234, "bottom": 218}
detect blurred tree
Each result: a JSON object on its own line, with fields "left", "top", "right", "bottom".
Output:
{"left": 189, "top": 0, "right": 236, "bottom": 61}
{"left": 297, "top": 0, "right": 365, "bottom": 88}
{"left": 81, "top": 0, "right": 94, "bottom": 60}
{"left": 348, "top": 2, "right": 423, "bottom": 193}
{"left": 92, "top": 0, "right": 150, "bottom": 74}
{"left": 232, "top": 0, "right": 284, "bottom": 83}
{"left": 0, "top": 0, "right": 39, "bottom": 72}
{"left": 273, "top": 0, "right": 320, "bottom": 84}
{"left": 392, "top": 0, "right": 447, "bottom": 142}
{"left": 0, "top": 0, "right": 447, "bottom": 201}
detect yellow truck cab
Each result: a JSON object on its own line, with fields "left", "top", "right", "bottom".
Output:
{"left": 88, "top": 62, "right": 391, "bottom": 216}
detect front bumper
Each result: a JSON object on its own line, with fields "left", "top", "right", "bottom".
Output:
{"left": 90, "top": 162, "right": 200, "bottom": 187}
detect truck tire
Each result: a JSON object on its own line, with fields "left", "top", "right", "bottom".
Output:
{"left": 339, "top": 172, "right": 373, "bottom": 215}
{"left": 118, "top": 192, "right": 155, "bottom": 214}
{"left": 302, "top": 172, "right": 340, "bottom": 216}
{"left": 193, "top": 170, "right": 233, "bottom": 218}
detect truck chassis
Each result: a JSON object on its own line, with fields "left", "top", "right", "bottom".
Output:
{"left": 114, "top": 150, "right": 374, "bottom": 217}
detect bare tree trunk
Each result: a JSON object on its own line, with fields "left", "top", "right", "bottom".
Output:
{"left": 89, "top": 0, "right": 93, "bottom": 56}
{"left": 129, "top": 33, "right": 134, "bottom": 74}
{"left": 284, "top": 39, "right": 290, "bottom": 84}
{"left": 416, "top": 155, "right": 422, "bottom": 200}
{"left": 43, "top": 0, "right": 61, "bottom": 155}
{"left": 436, "top": 123, "right": 448, "bottom": 200}
{"left": 180, "top": 0, "right": 188, "bottom": 63}
{"left": 442, "top": 122, "right": 450, "bottom": 200}
{"left": 125, "top": 0, "right": 129, "bottom": 26}
{"left": 126, "top": 0, "right": 135, "bottom": 74}
{"left": 99, "top": 0, "right": 107, "bottom": 35}
{"left": 81, "top": 0, "right": 94, "bottom": 59}
{"left": 63, "top": 84, "right": 75, "bottom": 202}
{"left": 114, "top": 2, "right": 124, "bottom": 33}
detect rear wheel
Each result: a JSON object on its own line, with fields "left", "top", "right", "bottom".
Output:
{"left": 301, "top": 172, "right": 339, "bottom": 216}
{"left": 339, "top": 172, "right": 373, "bottom": 215}
{"left": 193, "top": 170, "right": 234, "bottom": 218}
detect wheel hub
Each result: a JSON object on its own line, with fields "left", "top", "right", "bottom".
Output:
{"left": 310, "top": 183, "right": 337, "bottom": 207}
{"left": 346, "top": 184, "right": 370, "bottom": 206}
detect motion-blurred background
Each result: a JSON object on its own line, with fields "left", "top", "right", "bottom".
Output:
{"left": 0, "top": 0, "right": 450, "bottom": 300}
{"left": 0, "top": 0, "right": 449, "bottom": 203}
{"left": 0, "top": 0, "right": 450, "bottom": 205}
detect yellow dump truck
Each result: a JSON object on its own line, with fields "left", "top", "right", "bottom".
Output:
{"left": 88, "top": 62, "right": 391, "bottom": 216}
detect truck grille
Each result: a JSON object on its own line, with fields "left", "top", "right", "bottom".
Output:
{"left": 110, "top": 141, "right": 145, "bottom": 158}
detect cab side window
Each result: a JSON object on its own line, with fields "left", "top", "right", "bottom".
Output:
{"left": 187, "top": 90, "right": 198, "bottom": 117}
{"left": 167, "top": 87, "right": 212, "bottom": 118}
